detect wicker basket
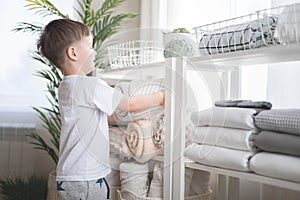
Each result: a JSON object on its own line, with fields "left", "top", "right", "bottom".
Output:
{"left": 117, "top": 189, "right": 212, "bottom": 200}
{"left": 107, "top": 40, "right": 164, "bottom": 69}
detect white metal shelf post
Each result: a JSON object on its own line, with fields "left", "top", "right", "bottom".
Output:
{"left": 164, "top": 57, "right": 187, "bottom": 200}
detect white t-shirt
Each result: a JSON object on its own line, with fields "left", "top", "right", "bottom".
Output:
{"left": 56, "top": 75, "right": 123, "bottom": 181}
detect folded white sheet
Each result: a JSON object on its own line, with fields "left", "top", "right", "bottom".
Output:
{"left": 126, "top": 119, "right": 163, "bottom": 163}
{"left": 250, "top": 152, "right": 300, "bottom": 183}
{"left": 191, "top": 126, "right": 256, "bottom": 151}
{"left": 185, "top": 143, "right": 255, "bottom": 171}
{"left": 109, "top": 126, "right": 133, "bottom": 159}
{"left": 190, "top": 107, "right": 258, "bottom": 130}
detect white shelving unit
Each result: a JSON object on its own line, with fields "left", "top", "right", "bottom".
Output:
{"left": 100, "top": 42, "right": 300, "bottom": 200}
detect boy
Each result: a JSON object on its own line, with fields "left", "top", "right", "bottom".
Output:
{"left": 37, "top": 19, "right": 165, "bottom": 199}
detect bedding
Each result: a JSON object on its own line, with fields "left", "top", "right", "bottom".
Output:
{"left": 250, "top": 152, "right": 300, "bottom": 183}
{"left": 185, "top": 143, "right": 255, "bottom": 171}
{"left": 198, "top": 16, "right": 278, "bottom": 55}
{"left": 192, "top": 126, "right": 256, "bottom": 151}
{"left": 254, "top": 109, "right": 300, "bottom": 135}
{"left": 252, "top": 130, "right": 300, "bottom": 157}
{"left": 190, "top": 107, "right": 258, "bottom": 130}
{"left": 126, "top": 119, "right": 163, "bottom": 163}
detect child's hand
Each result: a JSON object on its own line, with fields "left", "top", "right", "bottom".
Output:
{"left": 160, "top": 90, "right": 165, "bottom": 106}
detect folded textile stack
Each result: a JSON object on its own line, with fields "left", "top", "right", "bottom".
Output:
{"left": 250, "top": 109, "right": 300, "bottom": 182}
{"left": 108, "top": 79, "right": 166, "bottom": 163}
{"left": 185, "top": 100, "right": 271, "bottom": 171}
{"left": 198, "top": 16, "right": 278, "bottom": 55}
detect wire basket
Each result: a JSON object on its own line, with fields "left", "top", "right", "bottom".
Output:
{"left": 193, "top": 3, "right": 300, "bottom": 55}
{"left": 117, "top": 189, "right": 212, "bottom": 200}
{"left": 107, "top": 40, "right": 164, "bottom": 69}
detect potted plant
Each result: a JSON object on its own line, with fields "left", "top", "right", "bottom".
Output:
{"left": 13, "top": 0, "right": 137, "bottom": 199}
{"left": 0, "top": 175, "right": 47, "bottom": 200}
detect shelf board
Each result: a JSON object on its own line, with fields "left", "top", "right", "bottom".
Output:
{"left": 185, "top": 162, "right": 300, "bottom": 192}
{"left": 188, "top": 43, "right": 300, "bottom": 68}
{"left": 95, "top": 61, "right": 166, "bottom": 82}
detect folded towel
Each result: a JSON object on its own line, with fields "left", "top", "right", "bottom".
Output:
{"left": 126, "top": 119, "right": 163, "bottom": 163}
{"left": 192, "top": 126, "right": 256, "bottom": 151}
{"left": 190, "top": 107, "right": 258, "bottom": 130}
{"left": 185, "top": 143, "right": 255, "bottom": 171}
{"left": 250, "top": 152, "right": 300, "bottom": 183}
{"left": 255, "top": 109, "right": 300, "bottom": 135}
{"left": 119, "top": 161, "right": 149, "bottom": 197}
{"left": 215, "top": 100, "right": 272, "bottom": 110}
{"left": 252, "top": 130, "right": 300, "bottom": 157}
{"left": 109, "top": 126, "right": 133, "bottom": 159}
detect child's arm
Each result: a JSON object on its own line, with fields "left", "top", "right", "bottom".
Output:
{"left": 117, "top": 91, "right": 165, "bottom": 112}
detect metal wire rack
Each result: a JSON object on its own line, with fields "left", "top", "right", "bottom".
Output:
{"left": 107, "top": 40, "right": 164, "bottom": 69}
{"left": 193, "top": 3, "right": 300, "bottom": 56}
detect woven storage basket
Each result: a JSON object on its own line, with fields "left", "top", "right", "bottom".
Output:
{"left": 110, "top": 185, "right": 121, "bottom": 200}
{"left": 117, "top": 189, "right": 212, "bottom": 200}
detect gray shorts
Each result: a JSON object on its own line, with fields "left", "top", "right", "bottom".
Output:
{"left": 57, "top": 178, "right": 110, "bottom": 200}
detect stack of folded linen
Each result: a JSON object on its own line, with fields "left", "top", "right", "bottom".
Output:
{"left": 108, "top": 79, "right": 166, "bottom": 163}
{"left": 185, "top": 100, "right": 272, "bottom": 171}
{"left": 250, "top": 109, "right": 300, "bottom": 182}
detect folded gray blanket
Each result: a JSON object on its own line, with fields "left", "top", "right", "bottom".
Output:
{"left": 215, "top": 100, "right": 272, "bottom": 109}
{"left": 198, "top": 16, "right": 278, "bottom": 55}
{"left": 252, "top": 130, "right": 300, "bottom": 157}
{"left": 255, "top": 109, "right": 300, "bottom": 135}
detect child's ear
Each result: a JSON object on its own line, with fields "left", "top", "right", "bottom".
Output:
{"left": 66, "top": 46, "right": 77, "bottom": 60}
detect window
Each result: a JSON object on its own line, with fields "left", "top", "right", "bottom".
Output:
{"left": 0, "top": 0, "right": 73, "bottom": 111}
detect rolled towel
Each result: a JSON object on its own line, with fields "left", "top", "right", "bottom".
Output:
{"left": 190, "top": 107, "right": 258, "bottom": 130}
{"left": 109, "top": 126, "right": 133, "bottom": 159}
{"left": 126, "top": 119, "right": 163, "bottom": 163}
{"left": 119, "top": 161, "right": 149, "bottom": 197}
